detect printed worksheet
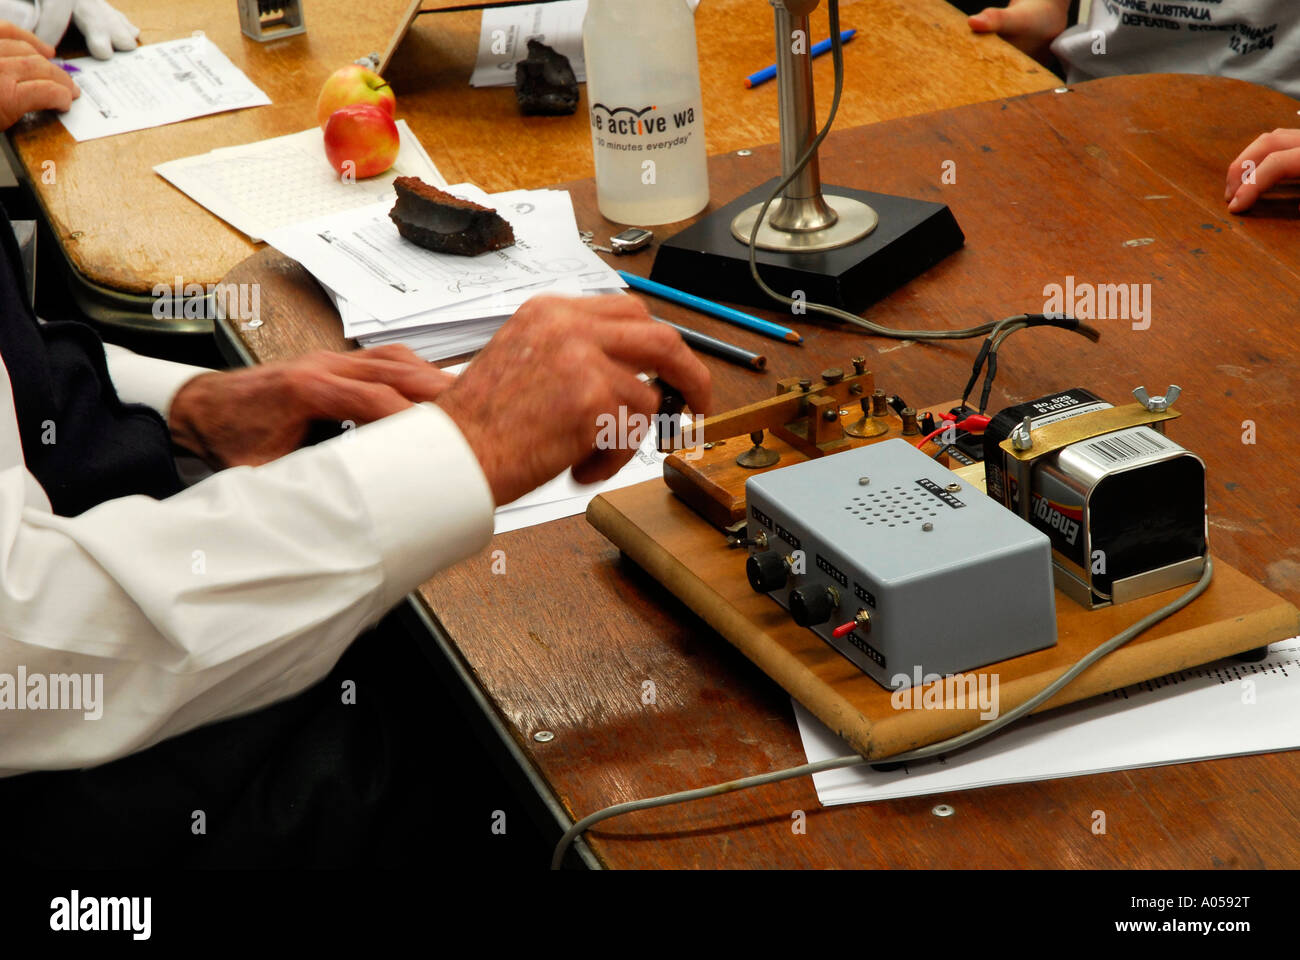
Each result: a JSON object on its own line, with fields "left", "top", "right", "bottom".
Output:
{"left": 798, "top": 638, "right": 1300, "bottom": 805}
{"left": 154, "top": 121, "right": 446, "bottom": 241}
{"left": 470, "top": 0, "right": 588, "bottom": 87}
{"left": 58, "top": 36, "right": 270, "bottom": 141}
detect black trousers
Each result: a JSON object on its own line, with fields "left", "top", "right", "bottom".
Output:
{"left": 0, "top": 611, "right": 548, "bottom": 870}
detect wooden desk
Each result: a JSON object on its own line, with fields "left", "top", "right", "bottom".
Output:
{"left": 220, "top": 73, "right": 1300, "bottom": 869}
{"left": 5, "top": 0, "right": 1052, "bottom": 309}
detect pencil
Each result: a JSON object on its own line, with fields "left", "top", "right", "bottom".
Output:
{"left": 745, "top": 29, "right": 856, "bottom": 88}
{"left": 657, "top": 317, "right": 767, "bottom": 370}
{"left": 619, "top": 271, "right": 802, "bottom": 344}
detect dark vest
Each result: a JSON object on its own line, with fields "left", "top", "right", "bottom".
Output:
{"left": 0, "top": 206, "right": 183, "bottom": 516}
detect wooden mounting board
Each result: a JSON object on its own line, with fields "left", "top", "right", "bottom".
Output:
{"left": 588, "top": 479, "right": 1300, "bottom": 760}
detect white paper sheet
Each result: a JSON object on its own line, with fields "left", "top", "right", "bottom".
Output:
{"left": 154, "top": 121, "right": 446, "bottom": 242}
{"left": 58, "top": 36, "right": 270, "bottom": 141}
{"left": 796, "top": 637, "right": 1300, "bottom": 806}
{"left": 471, "top": 1, "right": 588, "bottom": 88}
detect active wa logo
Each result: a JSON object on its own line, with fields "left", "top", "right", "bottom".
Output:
{"left": 590, "top": 103, "right": 696, "bottom": 137}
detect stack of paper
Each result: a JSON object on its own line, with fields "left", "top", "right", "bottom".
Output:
{"left": 264, "top": 184, "right": 624, "bottom": 362}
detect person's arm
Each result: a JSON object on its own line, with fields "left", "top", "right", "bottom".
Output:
{"left": 101, "top": 342, "right": 209, "bottom": 420}
{"left": 1, "top": 293, "right": 710, "bottom": 775}
{"left": 0, "top": 397, "right": 494, "bottom": 775}
{"left": 967, "top": 0, "right": 1071, "bottom": 62}
{"left": 1225, "top": 129, "right": 1300, "bottom": 213}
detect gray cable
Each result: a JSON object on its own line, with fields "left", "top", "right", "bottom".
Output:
{"left": 550, "top": 556, "right": 1214, "bottom": 868}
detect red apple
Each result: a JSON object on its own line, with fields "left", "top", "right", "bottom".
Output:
{"left": 316, "top": 65, "right": 396, "bottom": 130}
{"left": 323, "top": 104, "right": 400, "bottom": 179}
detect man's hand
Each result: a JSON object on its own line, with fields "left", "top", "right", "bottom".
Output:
{"left": 168, "top": 345, "right": 456, "bottom": 468}
{"left": 436, "top": 294, "right": 712, "bottom": 507}
{"left": 968, "top": 0, "right": 1070, "bottom": 63}
{"left": 1225, "top": 129, "right": 1300, "bottom": 213}
{"left": 0, "top": 22, "right": 78, "bottom": 130}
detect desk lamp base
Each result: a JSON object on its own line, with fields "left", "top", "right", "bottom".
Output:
{"left": 649, "top": 178, "right": 965, "bottom": 315}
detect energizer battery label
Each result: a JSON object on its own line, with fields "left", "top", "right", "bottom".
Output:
{"left": 915, "top": 478, "right": 966, "bottom": 508}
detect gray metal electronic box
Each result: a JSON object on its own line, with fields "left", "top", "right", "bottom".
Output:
{"left": 744, "top": 439, "right": 1057, "bottom": 689}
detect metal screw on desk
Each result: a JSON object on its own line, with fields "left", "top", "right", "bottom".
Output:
{"left": 737, "top": 149, "right": 753, "bottom": 157}
{"left": 533, "top": 730, "right": 555, "bottom": 743}
{"left": 932, "top": 804, "right": 955, "bottom": 818}
{"left": 1054, "top": 87, "right": 1071, "bottom": 94}
{"left": 245, "top": 318, "right": 263, "bottom": 329}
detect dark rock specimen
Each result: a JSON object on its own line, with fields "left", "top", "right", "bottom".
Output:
{"left": 515, "top": 40, "right": 579, "bottom": 116}
{"left": 388, "top": 176, "right": 516, "bottom": 256}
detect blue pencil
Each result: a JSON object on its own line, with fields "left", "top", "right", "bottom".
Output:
{"left": 619, "top": 271, "right": 803, "bottom": 344}
{"left": 745, "top": 29, "right": 856, "bottom": 88}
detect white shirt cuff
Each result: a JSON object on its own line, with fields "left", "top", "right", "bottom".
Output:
{"left": 101, "top": 343, "right": 211, "bottom": 421}
{"left": 327, "top": 402, "right": 495, "bottom": 607}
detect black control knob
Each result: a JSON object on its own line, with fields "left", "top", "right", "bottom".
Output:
{"left": 746, "top": 552, "right": 789, "bottom": 593}
{"left": 789, "top": 586, "right": 838, "bottom": 627}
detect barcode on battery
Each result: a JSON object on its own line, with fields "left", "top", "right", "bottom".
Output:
{"left": 1085, "top": 430, "right": 1166, "bottom": 464}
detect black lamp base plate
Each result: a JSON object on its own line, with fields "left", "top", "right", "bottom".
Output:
{"left": 648, "top": 179, "right": 964, "bottom": 315}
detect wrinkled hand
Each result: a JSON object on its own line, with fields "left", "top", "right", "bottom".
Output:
{"left": 436, "top": 294, "right": 712, "bottom": 507}
{"left": 1225, "top": 128, "right": 1300, "bottom": 213}
{"left": 968, "top": 0, "right": 1070, "bottom": 62}
{"left": 72, "top": 0, "right": 139, "bottom": 60}
{"left": 168, "top": 344, "right": 456, "bottom": 468}
{"left": 0, "top": 22, "right": 78, "bottom": 130}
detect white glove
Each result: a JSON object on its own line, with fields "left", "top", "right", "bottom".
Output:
{"left": 71, "top": 0, "right": 138, "bottom": 59}
{"left": 31, "top": 0, "right": 74, "bottom": 48}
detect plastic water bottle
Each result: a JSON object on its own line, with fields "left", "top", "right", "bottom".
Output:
{"left": 582, "top": 0, "right": 709, "bottom": 225}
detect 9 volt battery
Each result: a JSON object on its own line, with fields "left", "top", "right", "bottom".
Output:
{"left": 984, "top": 388, "right": 1207, "bottom": 608}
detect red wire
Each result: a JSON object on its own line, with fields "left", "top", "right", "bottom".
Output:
{"left": 914, "top": 414, "right": 991, "bottom": 449}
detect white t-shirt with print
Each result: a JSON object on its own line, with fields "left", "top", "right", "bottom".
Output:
{"left": 1051, "top": 0, "right": 1300, "bottom": 99}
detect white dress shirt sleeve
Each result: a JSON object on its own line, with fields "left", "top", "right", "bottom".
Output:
{"left": 100, "top": 342, "right": 210, "bottom": 420}
{"left": 0, "top": 348, "right": 494, "bottom": 775}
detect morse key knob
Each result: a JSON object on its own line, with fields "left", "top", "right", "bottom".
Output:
{"left": 747, "top": 551, "right": 790, "bottom": 593}
{"left": 789, "top": 585, "right": 839, "bottom": 627}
